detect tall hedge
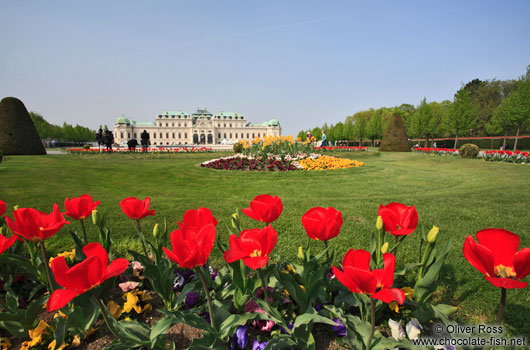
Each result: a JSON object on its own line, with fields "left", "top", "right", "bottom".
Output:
{"left": 0, "top": 97, "right": 46, "bottom": 155}
{"left": 379, "top": 113, "right": 411, "bottom": 152}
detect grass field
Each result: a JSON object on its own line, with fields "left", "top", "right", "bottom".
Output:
{"left": 1, "top": 151, "right": 529, "bottom": 336}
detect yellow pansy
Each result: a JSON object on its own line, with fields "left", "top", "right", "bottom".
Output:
{"left": 402, "top": 287, "right": 414, "bottom": 300}
{"left": 1, "top": 337, "right": 12, "bottom": 350}
{"left": 48, "top": 339, "right": 67, "bottom": 350}
{"left": 389, "top": 301, "right": 400, "bottom": 313}
{"left": 49, "top": 249, "right": 76, "bottom": 266}
{"left": 71, "top": 335, "right": 81, "bottom": 348}
{"left": 107, "top": 300, "right": 124, "bottom": 320}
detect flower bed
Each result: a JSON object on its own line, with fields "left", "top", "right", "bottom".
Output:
{"left": 298, "top": 155, "right": 365, "bottom": 170}
{"left": 413, "top": 147, "right": 459, "bottom": 156}
{"left": 413, "top": 147, "right": 530, "bottom": 163}
{"left": 479, "top": 150, "right": 530, "bottom": 163}
{"left": 0, "top": 194, "right": 530, "bottom": 350}
{"left": 1, "top": 195, "right": 529, "bottom": 349}
{"left": 200, "top": 155, "right": 298, "bottom": 171}
{"left": 314, "top": 146, "right": 368, "bottom": 152}
{"left": 67, "top": 147, "right": 213, "bottom": 154}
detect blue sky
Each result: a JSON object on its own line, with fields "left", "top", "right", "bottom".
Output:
{"left": 1, "top": 1, "right": 529, "bottom": 136}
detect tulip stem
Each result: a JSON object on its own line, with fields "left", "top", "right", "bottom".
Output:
{"left": 258, "top": 268, "right": 270, "bottom": 305}
{"left": 323, "top": 240, "right": 329, "bottom": 261}
{"left": 40, "top": 241, "right": 54, "bottom": 293}
{"left": 80, "top": 219, "right": 88, "bottom": 245}
{"left": 496, "top": 287, "right": 506, "bottom": 324}
{"left": 196, "top": 267, "right": 216, "bottom": 331}
{"left": 391, "top": 236, "right": 405, "bottom": 257}
{"left": 135, "top": 220, "right": 149, "bottom": 257}
{"left": 367, "top": 298, "right": 376, "bottom": 349}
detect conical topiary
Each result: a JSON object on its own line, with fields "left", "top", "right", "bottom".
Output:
{"left": 379, "top": 113, "right": 411, "bottom": 152}
{"left": 0, "top": 97, "right": 46, "bottom": 155}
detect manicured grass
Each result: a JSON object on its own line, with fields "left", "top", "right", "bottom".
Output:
{"left": 1, "top": 151, "right": 529, "bottom": 335}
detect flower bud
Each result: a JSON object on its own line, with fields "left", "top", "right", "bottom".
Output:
{"left": 376, "top": 216, "right": 383, "bottom": 231}
{"left": 0, "top": 225, "right": 3, "bottom": 235}
{"left": 381, "top": 242, "right": 389, "bottom": 254}
{"left": 298, "top": 246, "right": 304, "bottom": 259}
{"left": 13, "top": 205, "right": 20, "bottom": 211}
{"left": 92, "top": 209, "right": 101, "bottom": 225}
{"left": 427, "top": 226, "right": 439, "bottom": 244}
{"left": 153, "top": 223, "right": 159, "bottom": 238}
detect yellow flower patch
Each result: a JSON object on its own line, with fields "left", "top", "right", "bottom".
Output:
{"left": 298, "top": 155, "right": 365, "bottom": 171}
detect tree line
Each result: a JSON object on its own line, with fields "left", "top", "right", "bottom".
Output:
{"left": 299, "top": 66, "right": 530, "bottom": 150}
{"left": 30, "top": 112, "right": 96, "bottom": 143}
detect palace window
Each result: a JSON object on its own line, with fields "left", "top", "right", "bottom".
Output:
{"left": 247, "top": 133, "right": 249, "bottom": 138}
{"left": 184, "top": 123, "right": 187, "bottom": 127}
{"left": 218, "top": 133, "right": 221, "bottom": 138}
{"left": 230, "top": 133, "right": 232, "bottom": 138}
{"left": 178, "top": 123, "right": 181, "bottom": 127}
{"left": 154, "top": 142, "right": 156, "bottom": 145}
{"left": 179, "top": 133, "right": 181, "bottom": 138}
{"left": 160, "top": 133, "right": 163, "bottom": 138}
{"left": 224, "top": 133, "right": 226, "bottom": 139}
{"left": 218, "top": 123, "right": 220, "bottom": 127}
{"left": 172, "top": 123, "right": 174, "bottom": 127}
{"left": 172, "top": 133, "right": 175, "bottom": 138}
{"left": 153, "top": 133, "right": 156, "bottom": 138}
{"left": 166, "top": 123, "right": 168, "bottom": 127}
{"left": 120, "top": 133, "right": 124, "bottom": 138}
{"left": 127, "top": 133, "right": 130, "bottom": 138}
{"left": 223, "top": 123, "right": 226, "bottom": 127}
{"left": 133, "top": 133, "right": 137, "bottom": 138}
{"left": 230, "top": 123, "right": 232, "bottom": 128}
{"left": 166, "top": 133, "right": 169, "bottom": 138}
{"left": 159, "top": 123, "right": 162, "bottom": 127}
{"left": 184, "top": 133, "right": 187, "bottom": 138}
{"left": 252, "top": 133, "right": 255, "bottom": 138}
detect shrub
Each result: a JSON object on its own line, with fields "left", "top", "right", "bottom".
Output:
{"left": 459, "top": 143, "right": 480, "bottom": 158}
{"left": 83, "top": 144, "right": 91, "bottom": 150}
{"left": 0, "top": 145, "right": 3, "bottom": 164}
{"left": 233, "top": 142, "right": 243, "bottom": 153}
{"left": 0, "top": 97, "right": 46, "bottom": 155}
{"left": 379, "top": 113, "right": 411, "bottom": 152}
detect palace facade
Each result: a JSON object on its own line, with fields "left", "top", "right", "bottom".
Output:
{"left": 113, "top": 108, "right": 281, "bottom": 146}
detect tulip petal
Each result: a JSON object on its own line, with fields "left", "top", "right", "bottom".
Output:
{"left": 476, "top": 229, "right": 520, "bottom": 267}
{"left": 513, "top": 248, "right": 530, "bottom": 280}
{"left": 47, "top": 288, "right": 82, "bottom": 311}
{"left": 104, "top": 258, "right": 129, "bottom": 280}
{"left": 381, "top": 253, "right": 396, "bottom": 288}
{"left": 243, "top": 256, "right": 269, "bottom": 270}
{"left": 346, "top": 267, "right": 377, "bottom": 294}
{"left": 0, "top": 234, "right": 17, "bottom": 254}
{"left": 224, "top": 235, "right": 247, "bottom": 263}
{"left": 83, "top": 242, "right": 109, "bottom": 269}
{"left": 332, "top": 266, "right": 361, "bottom": 294}
{"left": 51, "top": 256, "right": 74, "bottom": 289}
{"left": 463, "top": 235, "right": 495, "bottom": 277}
{"left": 241, "top": 207, "right": 260, "bottom": 222}
{"left": 372, "top": 288, "right": 405, "bottom": 304}
{"left": 343, "top": 249, "right": 371, "bottom": 271}
{"left": 485, "top": 276, "right": 528, "bottom": 289}
{"left": 163, "top": 247, "right": 180, "bottom": 264}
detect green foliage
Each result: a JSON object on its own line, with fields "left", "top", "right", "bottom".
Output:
{"left": 233, "top": 142, "right": 243, "bottom": 153}
{"left": 459, "top": 143, "right": 480, "bottom": 158}
{"left": 410, "top": 98, "right": 432, "bottom": 143}
{"left": 446, "top": 88, "right": 478, "bottom": 148}
{"left": 0, "top": 145, "right": 3, "bottom": 164}
{"left": 30, "top": 111, "right": 96, "bottom": 142}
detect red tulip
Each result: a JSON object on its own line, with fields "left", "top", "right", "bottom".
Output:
{"left": 301, "top": 207, "right": 343, "bottom": 241}
{"left": 463, "top": 228, "right": 530, "bottom": 289}
{"left": 5, "top": 204, "right": 70, "bottom": 243}
{"left": 163, "top": 224, "right": 216, "bottom": 269}
{"left": 242, "top": 194, "right": 283, "bottom": 224}
{"left": 224, "top": 226, "right": 277, "bottom": 270}
{"left": 64, "top": 195, "right": 100, "bottom": 221}
{"left": 177, "top": 207, "right": 218, "bottom": 234}
{"left": 378, "top": 203, "right": 418, "bottom": 236}
{"left": 47, "top": 242, "right": 129, "bottom": 311}
{"left": 0, "top": 200, "right": 6, "bottom": 216}
{"left": 0, "top": 234, "right": 17, "bottom": 254}
{"left": 120, "top": 197, "right": 155, "bottom": 220}
{"left": 332, "top": 249, "right": 405, "bottom": 304}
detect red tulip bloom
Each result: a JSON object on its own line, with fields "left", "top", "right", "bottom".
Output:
{"left": 0, "top": 234, "right": 17, "bottom": 254}
{"left": 163, "top": 223, "right": 216, "bottom": 269}
{"left": 48, "top": 242, "right": 128, "bottom": 311}
{"left": 301, "top": 207, "right": 343, "bottom": 241}
{"left": 177, "top": 207, "right": 218, "bottom": 234}
{"left": 378, "top": 203, "right": 418, "bottom": 236}
{"left": 242, "top": 194, "right": 283, "bottom": 224}
{"left": 463, "top": 228, "right": 530, "bottom": 289}
{"left": 120, "top": 197, "right": 155, "bottom": 220}
{"left": 224, "top": 226, "right": 277, "bottom": 270}
{"left": 0, "top": 200, "right": 6, "bottom": 216}
{"left": 5, "top": 204, "right": 69, "bottom": 243}
{"left": 64, "top": 195, "right": 100, "bottom": 221}
{"left": 332, "top": 249, "right": 405, "bottom": 304}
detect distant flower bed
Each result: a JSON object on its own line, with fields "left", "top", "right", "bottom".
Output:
{"left": 413, "top": 147, "right": 459, "bottom": 156}
{"left": 298, "top": 155, "right": 365, "bottom": 170}
{"left": 414, "top": 147, "right": 530, "bottom": 163}
{"left": 67, "top": 147, "right": 213, "bottom": 154}
{"left": 314, "top": 146, "right": 368, "bottom": 152}
{"left": 201, "top": 154, "right": 365, "bottom": 171}
{"left": 200, "top": 155, "right": 299, "bottom": 171}
{"left": 479, "top": 150, "right": 530, "bottom": 163}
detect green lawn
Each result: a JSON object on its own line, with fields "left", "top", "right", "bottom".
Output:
{"left": 1, "top": 151, "right": 529, "bottom": 335}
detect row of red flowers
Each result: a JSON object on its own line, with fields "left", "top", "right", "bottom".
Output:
{"left": 68, "top": 147, "right": 213, "bottom": 154}
{"left": 314, "top": 146, "right": 368, "bottom": 151}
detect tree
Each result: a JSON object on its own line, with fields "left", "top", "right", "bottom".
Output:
{"left": 446, "top": 89, "right": 478, "bottom": 148}
{"left": 311, "top": 127, "right": 322, "bottom": 141}
{"left": 297, "top": 130, "right": 307, "bottom": 141}
{"left": 498, "top": 75, "right": 530, "bottom": 150}
{"left": 410, "top": 98, "right": 432, "bottom": 146}
{"left": 428, "top": 100, "right": 450, "bottom": 140}
{"left": 365, "top": 110, "right": 383, "bottom": 146}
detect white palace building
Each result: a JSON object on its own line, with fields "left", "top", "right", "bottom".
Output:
{"left": 113, "top": 108, "right": 281, "bottom": 146}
